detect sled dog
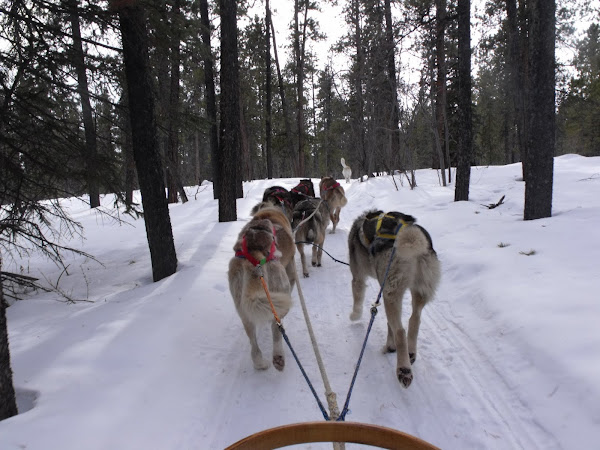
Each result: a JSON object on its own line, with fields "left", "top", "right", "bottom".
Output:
{"left": 292, "top": 198, "right": 331, "bottom": 277}
{"left": 348, "top": 209, "right": 441, "bottom": 388}
{"left": 290, "top": 179, "right": 315, "bottom": 206}
{"left": 341, "top": 157, "right": 352, "bottom": 183}
{"left": 252, "top": 186, "right": 294, "bottom": 222}
{"left": 319, "top": 176, "right": 348, "bottom": 233}
{"left": 228, "top": 210, "right": 295, "bottom": 371}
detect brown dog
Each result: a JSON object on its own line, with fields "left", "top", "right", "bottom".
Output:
{"left": 348, "top": 210, "right": 441, "bottom": 388}
{"left": 319, "top": 176, "right": 348, "bottom": 233}
{"left": 291, "top": 198, "right": 330, "bottom": 277}
{"left": 228, "top": 208, "right": 296, "bottom": 371}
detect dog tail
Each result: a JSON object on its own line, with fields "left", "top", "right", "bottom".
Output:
{"left": 340, "top": 157, "right": 347, "bottom": 169}
{"left": 394, "top": 225, "right": 432, "bottom": 259}
{"left": 340, "top": 193, "right": 348, "bottom": 207}
{"left": 306, "top": 227, "right": 315, "bottom": 242}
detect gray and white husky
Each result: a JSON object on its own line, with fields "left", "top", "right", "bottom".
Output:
{"left": 348, "top": 209, "right": 441, "bottom": 388}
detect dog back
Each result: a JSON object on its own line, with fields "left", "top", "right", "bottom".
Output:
{"left": 349, "top": 209, "right": 440, "bottom": 295}
{"left": 319, "top": 176, "right": 348, "bottom": 207}
{"left": 292, "top": 198, "right": 327, "bottom": 243}
{"left": 257, "top": 186, "right": 294, "bottom": 221}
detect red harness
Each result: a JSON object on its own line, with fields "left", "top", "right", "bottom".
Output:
{"left": 269, "top": 188, "right": 292, "bottom": 208}
{"left": 322, "top": 181, "right": 340, "bottom": 191}
{"left": 235, "top": 228, "right": 278, "bottom": 267}
{"left": 292, "top": 184, "right": 310, "bottom": 195}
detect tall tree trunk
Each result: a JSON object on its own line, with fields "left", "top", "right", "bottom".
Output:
{"left": 123, "top": 98, "right": 136, "bottom": 208}
{"left": 199, "top": 0, "right": 220, "bottom": 199}
{"left": 294, "top": 0, "right": 306, "bottom": 177}
{"left": 218, "top": 0, "right": 240, "bottom": 222}
{"left": 384, "top": 0, "right": 401, "bottom": 170}
{"left": 114, "top": 1, "right": 178, "bottom": 282}
{"left": 269, "top": 17, "right": 296, "bottom": 175}
{"left": 434, "top": 0, "right": 449, "bottom": 181}
{"left": 68, "top": 0, "right": 100, "bottom": 208}
{"left": 0, "top": 258, "right": 18, "bottom": 421}
{"left": 166, "top": 0, "right": 188, "bottom": 204}
{"left": 506, "top": 0, "right": 519, "bottom": 165}
{"left": 518, "top": 0, "right": 530, "bottom": 179}
{"left": 154, "top": 3, "right": 171, "bottom": 202}
{"left": 194, "top": 130, "right": 201, "bottom": 185}
{"left": 524, "top": 0, "right": 554, "bottom": 220}
{"left": 240, "top": 102, "right": 251, "bottom": 180}
{"left": 429, "top": 55, "right": 447, "bottom": 186}
{"left": 352, "top": 0, "right": 367, "bottom": 178}
{"left": 455, "top": 0, "right": 473, "bottom": 201}
{"left": 265, "top": 0, "right": 273, "bottom": 179}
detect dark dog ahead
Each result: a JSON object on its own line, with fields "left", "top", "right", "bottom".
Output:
{"left": 292, "top": 198, "right": 330, "bottom": 277}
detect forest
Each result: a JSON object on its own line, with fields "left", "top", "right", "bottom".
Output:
{"left": 0, "top": 0, "right": 599, "bottom": 420}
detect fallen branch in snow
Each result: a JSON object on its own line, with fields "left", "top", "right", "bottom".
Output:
{"left": 40, "top": 266, "right": 94, "bottom": 304}
{"left": 577, "top": 173, "right": 600, "bottom": 182}
{"left": 1, "top": 271, "right": 49, "bottom": 302}
{"left": 482, "top": 195, "right": 505, "bottom": 209}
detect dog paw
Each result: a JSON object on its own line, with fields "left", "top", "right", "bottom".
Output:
{"left": 383, "top": 345, "right": 396, "bottom": 353}
{"left": 350, "top": 310, "right": 362, "bottom": 321}
{"left": 397, "top": 367, "right": 413, "bottom": 388}
{"left": 409, "top": 352, "right": 417, "bottom": 364}
{"left": 253, "top": 358, "right": 270, "bottom": 371}
{"left": 303, "top": 272, "right": 310, "bottom": 278}
{"left": 273, "top": 355, "right": 285, "bottom": 371}
{"left": 312, "top": 261, "right": 317, "bottom": 267}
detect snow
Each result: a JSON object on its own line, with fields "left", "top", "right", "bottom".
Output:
{"left": 2, "top": 155, "right": 600, "bottom": 449}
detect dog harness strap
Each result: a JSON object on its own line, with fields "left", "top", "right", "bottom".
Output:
{"left": 275, "top": 195, "right": 290, "bottom": 207}
{"left": 323, "top": 181, "right": 340, "bottom": 191}
{"left": 291, "top": 185, "right": 307, "bottom": 194}
{"left": 375, "top": 213, "right": 406, "bottom": 240}
{"left": 234, "top": 228, "right": 277, "bottom": 266}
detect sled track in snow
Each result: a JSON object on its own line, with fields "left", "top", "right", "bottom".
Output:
{"left": 420, "top": 296, "right": 560, "bottom": 449}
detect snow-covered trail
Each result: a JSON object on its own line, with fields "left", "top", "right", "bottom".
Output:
{"left": 5, "top": 159, "right": 600, "bottom": 450}
{"left": 197, "top": 176, "right": 559, "bottom": 449}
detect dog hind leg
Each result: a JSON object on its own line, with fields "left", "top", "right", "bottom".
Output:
{"left": 271, "top": 320, "right": 285, "bottom": 371}
{"left": 350, "top": 276, "right": 367, "bottom": 321}
{"left": 285, "top": 262, "right": 296, "bottom": 291}
{"left": 383, "top": 289, "right": 413, "bottom": 388}
{"left": 297, "top": 243, "right": 310, "bottom": 277}
{"left": 312, "top": 235, "right": 324, "bottom": 267}
{"left": 330, "top": 207, "right": 340, "bottom": 233}
{"left": 241, "top": 318, "right": 269, "bottom": 370}
{"left": 407, "top": 291, "right": 427, "bottom": 364}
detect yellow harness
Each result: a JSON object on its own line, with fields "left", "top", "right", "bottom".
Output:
{"left": 361, "top": 212, "right": 407, "bottom": 247}
{"left": 374, "top": 213, "right": 407, "bottom": 240}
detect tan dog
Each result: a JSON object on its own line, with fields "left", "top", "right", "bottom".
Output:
{"left": 291, "top": 198, "right": 331, "bottom": 277}
{"left": 348, "top": 210, "right": 441, "bottom": 388}
{"left": 319, "top": 176, "right": 348, "bottom": 233}
{"left": 228, "top": 208, "right": 295, "bottom": 371}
